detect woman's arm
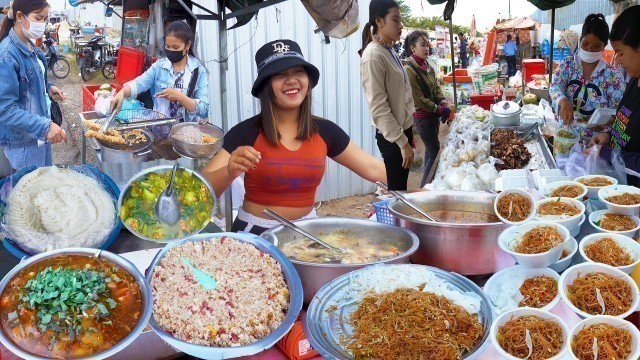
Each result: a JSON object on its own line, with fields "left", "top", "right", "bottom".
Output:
{"left": 202, "top": 146, "right": 261, "bottom": 197}
{"left": 332, "top": 142, "right": 387, "bottom": 183}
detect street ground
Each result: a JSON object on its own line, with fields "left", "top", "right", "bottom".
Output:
{"left": 52, "top": 56, "right": 447, "bottom": 219}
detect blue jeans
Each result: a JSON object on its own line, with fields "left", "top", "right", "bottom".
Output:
{"left": 3, "top": 142, "right": 52, "bottom": 170}
{"left": 414, "top": 115, "right": 440, "bottom": 187}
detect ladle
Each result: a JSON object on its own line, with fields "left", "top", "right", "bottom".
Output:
{"left": 154, "top": 162, "right": 181, "bottom": 225}
{"left": 262, "top": 209, "right": 343, "bottom": 252}
{"left": 376, "top": 181, "right": 438, "bottom": 222}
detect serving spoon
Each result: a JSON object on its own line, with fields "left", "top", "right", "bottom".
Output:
{"left": 376, "top": 181, "right": 438, "bottom": 222}
{"left": 262, "top": 208, "right": 343, "bottom": 253}
{"left": 155, "top": 162, "right": 181, "bottom": 225}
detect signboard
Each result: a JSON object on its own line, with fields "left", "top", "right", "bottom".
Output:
{"left": 434, "top": 25, "right": 451, "bottom": 59}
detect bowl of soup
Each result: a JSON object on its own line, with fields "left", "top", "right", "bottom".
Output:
{"left": 0, "top": 248, "right": 152, "bottom": 360}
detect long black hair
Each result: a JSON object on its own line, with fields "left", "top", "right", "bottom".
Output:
{"left": 359, "top": 0, "right": 398, "bottom": 55}
{"left": 165, "top": 20, "right": 195, "bottom": 57}
{"left": 0, "top": 0, "right": 49, "bottom": 43}
{"left": 403, "top": 30, "right": 429, "bottom": 57}
{"left": 610, "top": 5, "right": 640, "bottom": 49}
{"left": 581, "top": 13, "right": 609, "bottom": 44}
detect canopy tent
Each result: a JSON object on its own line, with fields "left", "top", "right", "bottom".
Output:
{"left": 526, "top": 0, "right": 577, "bottom": 82}
{"left": 492, "top": 16, "right": 541, "bottom": 31}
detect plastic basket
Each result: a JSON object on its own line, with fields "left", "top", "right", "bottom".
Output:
{"left": 373, "top": 199, "right": 395, "bottom": 225}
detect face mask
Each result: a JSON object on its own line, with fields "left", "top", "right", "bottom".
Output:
{"left": 166, "top": 49, "right": 186, "bottom": 64}
{"left": 578, "top": 48, "right": 603, "bottom": 63}
{"left": 20, "top": 16, "right": 46, "bottom": 40}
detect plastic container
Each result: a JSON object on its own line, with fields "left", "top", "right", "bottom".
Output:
{"left": 522, "top": 59, "right": 546, "bottom": 84}
{"left": 598, "top": 185, "right": 640, "bottom": 216}
{"left": 541, "top": 40, "right": 550, "bottom": 57}
{"left": 535, "top": 197, "right": 586, "bottom": 233}
{"left": 553, "top": 127, "right": 579, "bottom": 158}
{"left": 568, "top": 315, "right": 640, "bottom": 360}
{"left": 549, "top": 237, "right": 578, "bottom": 273}
{"left": 276, "top": 315, "right": 319, "bottom": 360}
{"left": 373, "top": 199, "right": 394, "bottom": 225}
{"left": 540, "top": 180, "right": 588, "bottom": 200}
{"left": 589, "top": 210, "right": 640, "bottom": 238}
{"left": 498, "top": 221, "right": 570, "bottom": 268}
{"left": 470, "top": 93, "right": 500, "bottom": 110}
{"left": 579, "top": 233, "right": 640, "bottom": 274}
{"left": 494, "top": 189, "right": 537, "bottom": 225}
{"left": 82, "top": 82, "right": 122, "bottom": 112}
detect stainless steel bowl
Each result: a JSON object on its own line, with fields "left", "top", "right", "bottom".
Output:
{"left": 261, "top": 217, "right": 419, "bottom": 304}
{"left": 146, "top": 232, "right": 303, "bottom": 359}
{"left": 0, "top": 248, "right": 153, "bottom": 360}
{"left": 169, "top": 123, "right": 224, "bottom": 159}
{"left": 387, "top": 191, "right": 509, "bottom": 275}
{"left": 117, "top": 165, "right": 215, "bottom": 243}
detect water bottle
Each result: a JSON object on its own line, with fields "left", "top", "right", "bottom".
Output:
{"left": 562, "top": 46, "right": 571, "bottom": 58}
{"left": 541, "top": 40, "right": 550, "bottom": 57}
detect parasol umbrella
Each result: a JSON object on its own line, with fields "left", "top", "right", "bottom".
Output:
{"left": 527, "top": 0, "right": 577, "bottom": 82}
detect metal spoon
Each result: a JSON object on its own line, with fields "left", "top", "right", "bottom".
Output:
{"left": 154, "top": 162, "right": 181, "bottom": 225}
{"left": 376, "top": 181, "right": 438, "bottom": 222}
{"left": 262, "top": 209, "right": 343, "bottom": 252}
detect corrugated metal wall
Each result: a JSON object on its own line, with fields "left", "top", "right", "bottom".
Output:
{"left": 194, "top": 0, "right": 378, "bottom": 201}
{"left": 529, "top": 0, "right": 636, "bottom": 30}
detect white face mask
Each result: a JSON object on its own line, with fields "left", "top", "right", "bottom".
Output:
{"left": 578, "top": 48, "right": 603, "bottom": 63}
{"left": 20, "top": 16, "right": 46, "bottom": 40}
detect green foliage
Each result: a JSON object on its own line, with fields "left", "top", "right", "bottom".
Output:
{"left": 397, "top": 1, "right": 484, "bottom": 38}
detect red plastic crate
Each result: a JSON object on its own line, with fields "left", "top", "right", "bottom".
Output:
{"left": 522, "top": 59, "right": 546, "bottom": 84}
{"left": 82, "top": 83, "right": 122, "bottom": 112}
{"left": 470, "top": 93, "right": 501, "bottom": 110}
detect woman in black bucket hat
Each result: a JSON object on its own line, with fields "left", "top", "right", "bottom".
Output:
{"left": 203, "top": 39, "right": 386, "bottom": 235}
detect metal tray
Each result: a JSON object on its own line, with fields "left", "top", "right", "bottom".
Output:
{"left": 304, "top": 264, "right": 494, "bottom": 359}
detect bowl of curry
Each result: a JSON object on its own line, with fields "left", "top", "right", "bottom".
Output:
{"left": 0, "top": 248, "right": 152, "bottom": 359}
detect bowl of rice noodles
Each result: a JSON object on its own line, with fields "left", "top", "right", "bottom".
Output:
{"left": 490, "top": 308, "right": 570, "bottom": 360}
{"left": 535, "top": 197, "right": 585, "bottom": 234}
{"left": 578, "top": 233, "right": 640, "bottom": 274}
{"left": 498, "top": 221, "right": 570, "bottom": 268}
{"left": 549, "top": 236, "right": 578, "bottom": 273}
{"left": 574, "top": 175, "right": 618, "bottom": 200}
{"left": 494, "top": 189, "right": 536, "bottom": 225}
{"left": 588, "top": 210, "right": 640, "bottom": 238}
{"left": 559, "top": 263, "right": 640, "bottom": 319}
{"left": 569, "top": 315, "right": 640, "bottom": 360}
{"left": 541, "top": 181, "right": 588, "bottom": 201}
{"left": 484, "top": 265, "right": 561, "bottom": 315}
{"left": 598, "top": 185, "right": 640, "bottom": 216}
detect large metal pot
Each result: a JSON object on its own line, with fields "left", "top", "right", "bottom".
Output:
{"left": 261, "top": 217, "right": 419, "bottom": 304}
{"left": 99, "top": 129, "right": 154, "bottom": 163}
{"left": 387, "top": 191, "right": 509, "bottom": 275}
{"left": 490, "top": 100, "right": 522, "bottom": 127}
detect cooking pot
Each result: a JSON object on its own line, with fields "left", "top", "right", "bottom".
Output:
{"left": 387, "top": 191, "right": 509, "bottom": 275}
{"left": 490, "top": 100, "right": 522, "bottom": 127}
{"left": 99, "top": 129, "right": 154, "bottom": 163}
{"left": 261, "top": 217, "right": 419, "bottom": 304}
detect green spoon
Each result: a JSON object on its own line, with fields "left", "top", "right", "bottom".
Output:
{"left": 181, "top": 257, "right": 217, "bottom": 290}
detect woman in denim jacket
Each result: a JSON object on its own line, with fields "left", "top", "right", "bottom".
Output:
{"left": 111, "top": 21, "right": 209, "bottom": 138}
{"left": 0, "top": 0, "right": 67, "bottom": 172}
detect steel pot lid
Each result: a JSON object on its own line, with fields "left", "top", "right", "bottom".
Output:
{"left": 491, "top": 101, "right": 521, "bottom": 115}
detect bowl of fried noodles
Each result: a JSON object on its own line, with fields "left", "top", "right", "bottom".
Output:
{"left": 589, "top": 210, "right": 640, "bottom": 238}
{"left": 541, "top": 181, "right": 588, "bottom": 201}
{"left": 535, "top": 197, "right": 585, "bottom": 234}
{"left": 494, "top": 189, "right": 536, "bottom": 225}
{"left": 598, "top": 185, "right": 640, "bottom": 216}
{"left": 569, "top": 315, "right": 640, "bottom": 360}
{"left": 490, "top": 307, "right": 569, "bottom": 360}
{"left": 574, "top": 175, "right": 617, "bottom": 200}
{"left": 559, "top": 263, "right": 639, "bottom": 319}
{"left": 498, "top": 221, "right": 570, "bottom": 268}
{"left": 578, "top": 233, "right": 640, "bottom": 274}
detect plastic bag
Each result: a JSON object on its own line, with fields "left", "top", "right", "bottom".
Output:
{"left": 410, "top": 148, "right": 424, "bottom": 173}
{"left": 564, "top": 143, "right": 628, "bottom": 185}
{"left": 94, "top": 91, "right": 114, "bottom": 118}
{"left": 509, "top": 70, "right": 523, "bottom": 88}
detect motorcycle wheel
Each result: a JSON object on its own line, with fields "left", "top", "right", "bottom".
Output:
{"left": 80, "top": 62, "right": 94, "bottom": 82}
{"left": 51, "top": 58, "right": 70, "bottom": 79}
{"left": 102, "top": 61, "right": 116, "bottom": 79}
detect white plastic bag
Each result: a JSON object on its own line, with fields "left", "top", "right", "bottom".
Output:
{"left": 565, "top": 143, "right": 628, "bottom": 185}
{"left": 94, "top": 91, "right": 115, "bottom": 118}
{"left": 509, "top": 70, "right": 523, "bottom": 88}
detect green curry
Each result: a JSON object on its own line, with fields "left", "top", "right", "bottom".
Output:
{"left": 120, "top": 169, "right": 214, "bottom": 240}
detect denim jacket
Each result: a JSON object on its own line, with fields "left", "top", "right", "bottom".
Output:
{"left": 125, "top": 55, "right": 209, "bottom": 122}
{"left": 0, "top": 29, "right": 52, "bottom": 147}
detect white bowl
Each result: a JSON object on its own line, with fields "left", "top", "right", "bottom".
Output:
{"left": 578, "top": 233, "right": 640, "bottom": 274}
{"left": 559, "top": 262, "right": 640, "bottom": 319}
{"left": 589, "top": 210, "right": 640, "bottom": 238}
{"left": 494, "top": 189, "right": 537, "bottom": 225}
{"left": 549, "top": 237, "right": 578, "bottom": 273}
{"left": 484, "top": 265, "right": 561, "bottom": 315}
{"left": 574, "top": 175, "right": 618, "bottom": 199}
{"left": 599, "top": 185, "right": 640, "bottom": 216}
{"left": 541, "top": 181, "right": 588, "bottom": 200}
{"left": 490, "top": 308, "right": 570, "bottom": 360}
{"left": 568, "top": 315, "right": 640, "bottom": 360}
{"left": 569, "top": 214, "right": 586, "bottom": 238}
{"left": 498, "top": 221, "right": 570, "bottom": 268}
{"left": 535, "top": 197, "right": 586, "bottom": 231}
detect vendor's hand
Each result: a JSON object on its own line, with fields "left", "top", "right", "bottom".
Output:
{"left": 400, "top": 143, "right": 414, "bottom": 169}
{"left": 198, "top": 117, "right": 209, "bottom": 125}
{"left": 228, "top": 146, "right": 261, "bottom": 179}
{"left": 583, "top": 144, "right": 600, "bottom": 157}
{"left": 47, "top": 122, "right": 67, "bottom": 144}
{"left": 155, "top": 88, "right": 185, "bottom": 102}
{"left": 558, "top": 98, "right": 574, "bottom": 126}
{"left": 110, "top": 91, "right": 125, "bottom": 114}
{"left": 48, "top": 86, "right": 65, "bottom": 101}
{"left": 589, "top": 132, "right": 611, "bottom": 147}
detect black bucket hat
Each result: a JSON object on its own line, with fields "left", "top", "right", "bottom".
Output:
{"left": 251, "top": 39, "right": 320, "bottom": 97}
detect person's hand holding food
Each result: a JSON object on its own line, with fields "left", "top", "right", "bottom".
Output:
{"left": 558, "top": 98, "right": 574, "bottom": 126}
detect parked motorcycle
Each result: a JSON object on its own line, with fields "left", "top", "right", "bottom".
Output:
{"left": 101, "top": 45, "right": 118, "bottom": 80}
{"left": 78, "top": 35, "right": 109, "bottom": 81}
{"left": 43, "top": 37, "right": 70, "bottom": 79}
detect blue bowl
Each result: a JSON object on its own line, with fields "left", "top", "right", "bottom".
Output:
{"left": 146, "top": 232, "right": 303, "bottom": 359}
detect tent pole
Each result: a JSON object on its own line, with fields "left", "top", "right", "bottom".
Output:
{"left": 549, "top": 5, "right": 555, "bottom": 83}
{"left": 449, "top": 18, "right": 457, "bottom": 109}
{"left": 217, "top": 1, "right": 233, "bottom": 231}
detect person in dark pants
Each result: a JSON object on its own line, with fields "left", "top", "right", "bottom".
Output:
{"left": 458, "top": 32, "right": 468, "bottom": 69}
{"left": 504, "top": 34, "right": 517, "bottom": 77}
{"left": 403, "top": 30, "right": 451, "bottom": 187}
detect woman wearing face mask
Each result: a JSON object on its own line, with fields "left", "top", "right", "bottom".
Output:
{"left": 360, "top": 0, "right": 414, "bottom": 191}
{"left": 0, "top": 0, "right": 67, "bottom": 173}
{"left": 589, "top": 5, "right": 640, "bottom": 186}
{"left": 549, "top": 14, "right": 625, "bottom": 140}
{"left": 403, "top": 30, "right": 450, "bottom": 187}
{"left": 202, "top": 39, "right": 386, "bottom": 235}
{"left": 110, "top": 21, "right": 209, "bottom": 138}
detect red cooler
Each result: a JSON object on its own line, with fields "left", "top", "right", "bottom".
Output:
{"left": 522, "top": 59, "right": 546, "bottom": 84}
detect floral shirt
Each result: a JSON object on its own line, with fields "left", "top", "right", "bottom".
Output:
{"left": 550, "top": 54, "right": 625, "bottom": 124}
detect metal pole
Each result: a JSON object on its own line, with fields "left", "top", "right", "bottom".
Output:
{"left": 217, "top": 1, "right": 233, "bottom": 231}
{"left": 549, "top": 6, "right": 555, "bottom": 83}
{"left": 449, "top": 18, "right": 457, "bottom": 109}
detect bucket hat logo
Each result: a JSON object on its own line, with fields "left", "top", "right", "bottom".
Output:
{"left": 272, "top": 42, "right": 290, "bottom": 53}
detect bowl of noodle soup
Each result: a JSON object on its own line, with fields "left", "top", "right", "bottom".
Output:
{"left": 578, "top": 233, "right": 640, "bottom": 274}
{"left": 490, "top": 308, "right": 570, "bottom": 360}
{"left": 569, "top": 315, "right": 640, "bottom": 360}
{"left": 559, "top": 263, "right": 639, "bottom": 319}
{"left": 588, "top": 210, "right": 640, "bottom": 238}
{"left": 598, "top": 185, "right": 640, "bottom": 216}
{"left": 498, "top": 221, "right": 570, "bottom": 268}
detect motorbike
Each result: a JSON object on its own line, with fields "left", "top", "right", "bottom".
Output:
{"left": 43, "top": 37, "right": 70, "bottom": 79}
{"left": 78, "top": 35, "right": 116, "bottom": 81}
{"left": 101, "top": 45, "right": 118, "bottom": 80}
